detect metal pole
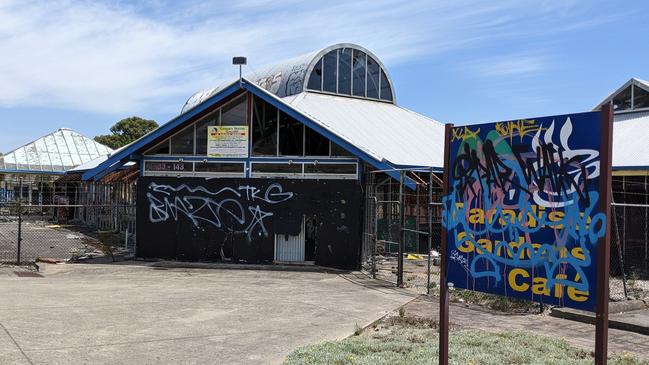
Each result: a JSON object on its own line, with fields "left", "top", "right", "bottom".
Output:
{"left": 595, "top": 103, "right": 613, "bottom": 365}
{"left": 398, "top": 171, "right": 404, "bottom": 287}
{"left": 427, "top": 168, "right": 433, "bottom": 294}
{"left": 439, "top": 123, "right": 453, "bottom": 365}
{"left": 17, "top": 178, "right": 23, "bottom": 265}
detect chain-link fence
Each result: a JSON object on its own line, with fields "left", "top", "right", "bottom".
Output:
{"left": 361, "top": 169, "right": 443, "bottom": 294}
{"left": 609, "top": 175, "right": 649, "bottom": 301}
{"left": 361, "top": 170, "right": 649, "bottom": 303}
{"left": 0, "top": 178, "right": 136, "bottom": 264}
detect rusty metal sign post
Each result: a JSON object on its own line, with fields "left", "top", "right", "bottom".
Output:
{"left": 439, "top": 105, "right": 613, "bottom": 365}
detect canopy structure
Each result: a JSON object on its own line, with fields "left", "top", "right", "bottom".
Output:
{"left": 0, "top": 128, "right": 112, "bottom": 174}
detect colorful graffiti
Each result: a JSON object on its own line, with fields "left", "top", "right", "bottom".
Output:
{"left": 442, "top": 112, "right": 605, "bottom": 311}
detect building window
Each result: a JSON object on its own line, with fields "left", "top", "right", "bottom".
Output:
{"left": 304, "top": 126, "right": 329, "bottom": 156}
{"left": 169, "top": 125, "right": 195, "bottom": 155}
{"left": 366, "top": 57, "right": 380, "bottom": 99}
{"left": 613, "top": 85, "right": 632, "bottom": 111}
{"left": 306, "top": 47, "right": 394, "bottom": 103}
{"left": 195, "top": 110, "right": 220, "bottom": 155}
{"left": 352, "top": 50, "right": 366, "bottom": 97}
{"left": 322, "top": 50, "right": 338, "bottom": 93}
{"left": 331, "top": 142, "right": 352, "bottom": 157}
{"left": 221, "top": 94, "right": 247, "bottom": 126}
{"left": 195, "top": 162, "right": 245, "bottom": 174}
{"left": 633, "top": 85, "right": 649, "bottom": 109}
{"left": 307, "top": 58, "right": 322, "bottom": 91}
{"left": 145, "top": 140, "right": 170, "bottom": 155}
{"left": 144, "top": 161, "right": 193, "bottom": 173}
{"left": 252, "top": 96, "right": 278, "bottom": 156}
{"left": 251, "top": 162, "right": 302, "bottom": 176}
{"left": 279, "top": 111, "right": 304, "bottom": 156}
{"left": 380, "top": 69, "right": 393, "bottom": 101}
{"left": 304, "top": 163, "right": 357, "bottom": 175}
{"left": 337, "top": 48, "right": 352, "bottom": 95}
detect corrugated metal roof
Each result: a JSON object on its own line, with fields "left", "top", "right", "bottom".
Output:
{"left": 612, "top": 111, "right": 649, "bottom": 169}
{"left": 0, "top": 128, "right": 112, "bottom": 173}
{"left": 283, "top": 92, "right": 446, "bottom": 168}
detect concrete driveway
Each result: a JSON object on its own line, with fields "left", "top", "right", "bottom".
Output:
{"left": 0, "top": 263, "right": 416, "bottom": 365}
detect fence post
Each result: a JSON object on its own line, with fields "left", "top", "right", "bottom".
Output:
{"left": 17, "top": 178, "right": 23, "bottom": 265}
{"left": 427, "top": 168, "right": 433, "bottom": 294}
{"left": 397, "top": 171, "right": 404, "bottom": 287}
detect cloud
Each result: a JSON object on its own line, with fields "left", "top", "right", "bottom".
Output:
{"left": 463, "top": 54, "right": 547, "bottom": 77}
{"left": 0, "top": 0, "right": 609, "bottom": 115}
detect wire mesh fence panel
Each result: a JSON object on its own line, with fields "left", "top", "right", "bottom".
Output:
{"left": 0, "top": 178, "right": 137, "bottom": 264}
{"left": 361, "top": 168, "right": 443, "bottom": 292}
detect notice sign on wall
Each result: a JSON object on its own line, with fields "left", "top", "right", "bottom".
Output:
{"left": 442, "top": 112, "right": 608, "bottom": 311}
{"left": 207, "top": 126, "right": 249, "bottom": 158}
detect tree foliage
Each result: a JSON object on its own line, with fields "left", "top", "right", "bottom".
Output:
{"left": 94, "top": 116, "right": 158, "bottom": 149}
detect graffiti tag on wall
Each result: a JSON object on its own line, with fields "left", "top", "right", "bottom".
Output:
{"left": 146, "top": 182, "right": 294, "bottom": 241}
{"left": 443, "top": 112, "right": 606, "bottom": 311}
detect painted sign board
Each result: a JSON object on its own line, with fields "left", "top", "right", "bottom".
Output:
{"left": 442, "top": 112, "right": 608, "bottom": 311}
{"left": 207, "top": 126, "right": 249, "bottom": 158}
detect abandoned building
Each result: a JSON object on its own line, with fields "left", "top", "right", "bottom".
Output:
{"left": 594, "top": 78, "right": 649, "bottom": 271}
{"left": 80, "top": 43, "right": 446, "bottom": 269}
{"left": 0, "top": 128, "right": 112, "bottom": 204}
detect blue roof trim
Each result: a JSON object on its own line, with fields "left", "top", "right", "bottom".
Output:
{"left": 82, "top": 77, "right": 415, "bottom": 188}
{"left": 612, "top": 166, "right": 649, "bottom": 171}
{"left": 0, "top": 169, "right": 66, "bottom": 175}
{"left": 243, "top": 81, "right": 413, "bottom": 187}
{"left": 82, "top": 81, "right": 243, "bottom": 181}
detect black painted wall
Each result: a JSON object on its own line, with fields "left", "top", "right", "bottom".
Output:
{"left": 136, "top": 177, "right": 362, "bottom": 269}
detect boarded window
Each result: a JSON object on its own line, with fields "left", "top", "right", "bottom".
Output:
{"left": 251, "top": 163, "right": 301, "bottom": 175}
{"left": 145, "top": 140, "right": 170, "bottom": 155}
{"left": 195, "top": 162, "right": 244, "bottom": 173}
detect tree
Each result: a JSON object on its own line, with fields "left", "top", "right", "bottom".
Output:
{"left": 95, "top": 117, "right": 158, "bottom": 149}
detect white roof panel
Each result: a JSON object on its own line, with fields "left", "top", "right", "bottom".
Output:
{"left": 283, "top": 92, "right": 445, "bottom": 168}
{"left": 612, "top": 111, "right": 649, "bottom": 169}
{"left": 0, "top": 128, "right": 113, "bottom": 173}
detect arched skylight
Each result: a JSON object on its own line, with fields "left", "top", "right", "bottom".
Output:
{"left": 306, "top": 47, "right": 393, "bottom": 102}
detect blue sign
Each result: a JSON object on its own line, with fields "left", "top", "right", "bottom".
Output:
{"left": 442, "top": 112, "right": 606, "bottom": 311}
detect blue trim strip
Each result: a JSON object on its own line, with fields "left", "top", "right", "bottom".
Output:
{"left": 82, "top": 81, "right": 243, "bottom": 181}
{"left": 142, "top": 156, "right": 359, "bottom": 163}
{"left": 612, "top": 166, "right": 649, "bottom": 171}
{"left": 0, "top": 169, "right": 65, "bottom": 175}
{"left": 243, "top": 82, "right": 410, "bottom": 185}
{"left": 82, "top": 77, "right": 418, "bottom": 189}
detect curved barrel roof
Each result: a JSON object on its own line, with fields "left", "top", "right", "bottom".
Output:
{"left": 181, "top": 43, "right": 396, "bottom": 113}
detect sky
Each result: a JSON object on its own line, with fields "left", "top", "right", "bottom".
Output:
{"left": 0, "top": 0, "right": 647, "bottom": 153}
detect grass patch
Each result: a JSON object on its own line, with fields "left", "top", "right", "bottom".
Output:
{"left": 283, "top": 328, "right": 648, "bottom": 365}
{"left": 451, "top": 288, "right": 538, "bottom": 313}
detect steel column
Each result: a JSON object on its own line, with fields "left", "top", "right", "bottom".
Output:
{"left": 595, "top": 103, "right": 613, "bottom": 365}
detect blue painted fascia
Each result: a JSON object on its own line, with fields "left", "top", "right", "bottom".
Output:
{"left": 82, "top": 81, "right": 243, "bottom": 181}
{"left": 0, "top": 169, "right": 66, "bottom": 175}
{"left": 242, "top": 82, "right": 412, "bottom": 186}
{"left": 612, "top": 166, "right": 649, "bottom": 171}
